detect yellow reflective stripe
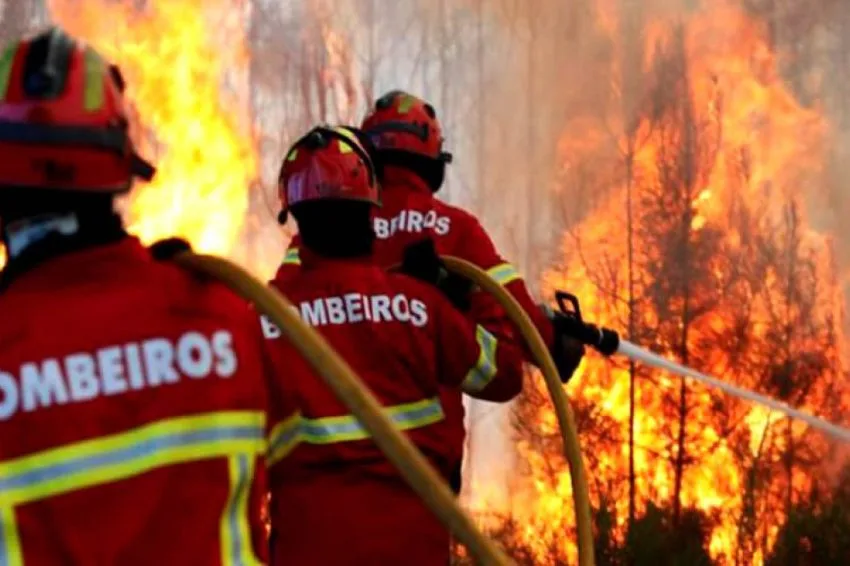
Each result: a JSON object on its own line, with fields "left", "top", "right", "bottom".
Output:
{"left": 0, "top": 44, "right": 19, "bottom": 101}
{"left": 397, "top": 94, "right": 416, "bottom": 113}
{"left": 220, "top": 454, "right": 262, "bottom": 566}
{"left": 333, "top": 126, "right": 360, "bottom": 147}
{"left": 282, "top": 247, "right": 301, "bottom": 266}
{"left": 462, "top": 325, "right": 499, "bottom": 393}
{"left": 267, "top": 413, "right": 302, "bottom": 465}
{"left": 0, "top": 506, "right": 22, "bottom": 566}
{"left": 0, "top": 411, "right": 266, "bottom": 507}
{"left": 486, "top": 262, "right": 522, "bottom": 286}
{"left": 302, "top": 397, "right": 443, "bottom": 444}
{"left": 268, "top": 398, "right": 444, "bottom": 464}
{"left": 83, "top": 47, "right": 105, "bottom": 112}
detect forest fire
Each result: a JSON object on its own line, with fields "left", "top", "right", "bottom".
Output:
{"left": 47, "top": 0, "right": 257, "bottom": 256}
{"left": 1, "top": 0, "right": 845, "bottom": 562}
{"left": 505, "top": 2, "right": 849, "bottom": 564}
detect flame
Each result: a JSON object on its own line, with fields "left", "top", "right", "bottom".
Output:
{"left": 47, "top": 0, "right": 257, "bottom": 256}
{"left": 507, "top": 3, "right": 847, "bottom": 564}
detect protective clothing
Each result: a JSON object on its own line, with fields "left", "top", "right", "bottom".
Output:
{"left": 265, "top": 249, "right": 523, "bottom": 565}
{"left": 0, "top": 236, "right": 270, "bottom": 565}
{"left": 278, "top": 171, "right": 558, "bottom": 359}
{"left": 0, "top": 27, "right": 155, "bottom": 193}
{"left": 266, "top": 129, "right": 522, "bottom": 565}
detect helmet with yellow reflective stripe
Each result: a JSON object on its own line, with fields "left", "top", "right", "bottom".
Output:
{"left": 0, "top": 27, "right": 155, "bottom": 193}
{"left": 276, "top": 125, "right": 379, "bottom": 224}
{"left": 361, "top": 91, "right": 452, "bottom": 193}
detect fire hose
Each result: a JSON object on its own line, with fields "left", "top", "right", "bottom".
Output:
{"left": 173, "top": 253, "right": 513, "bottom": 566}
{"left": 541, "top": 290, "right": 850, "bottom": 444}
{"left": 441, "top": 257, "right": 596, "bottom": 566}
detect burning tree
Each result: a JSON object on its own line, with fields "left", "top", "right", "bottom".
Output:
{"left": 491, "top": 2, "right": 848, "bottom": 564}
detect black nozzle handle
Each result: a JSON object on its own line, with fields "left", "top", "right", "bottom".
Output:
{"left": 555, "top": 291, "right": 583, "bottom": 322}
{"left": 553, "top": 290, "right": 621, "bottom": 357}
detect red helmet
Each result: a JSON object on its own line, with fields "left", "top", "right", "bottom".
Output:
{"left": 361, "top": 91, "right": 452, "bottom": 192}
{"left": 277, "top": 125, "right": 379, "bottom": 223}
{"left": 0, "top": 27, "right": 155, "bottom": 193}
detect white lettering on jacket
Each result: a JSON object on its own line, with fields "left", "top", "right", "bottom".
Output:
{"left": 374, "top": 210, "right": 451, "bottom": 239}
{"left": 0, "top": 330, "right": 238, "bottom": 421}
{"left": 260, "top": 293, "right": 429, "bottom": 338}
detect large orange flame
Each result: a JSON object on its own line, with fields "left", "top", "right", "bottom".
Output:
{"left": 504, "top": 3, "right": 848, "bottom": 564}
{"left": 48, "top": 0, "right": 257, "bottom": 256}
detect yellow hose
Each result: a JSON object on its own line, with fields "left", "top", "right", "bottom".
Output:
{"left": 441, "top": 256, "right": 595, "bottom": 566}
{"left": 174, "top": 252, "right": 513, "bottom": 566}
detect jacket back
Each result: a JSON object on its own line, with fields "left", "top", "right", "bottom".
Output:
{"left": 265, "top": 254, "right": 507, "bottom": 482}
{"left": 0, "top": 238, "right": 269, "bottom": 566}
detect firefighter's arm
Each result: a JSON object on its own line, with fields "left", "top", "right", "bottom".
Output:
{"left": 460, "top": 217, "right": 586, "bottom": 383}
{"left": 433, "top": 294, "right": 524, "bottom": 402}
{"left": 459, "top": 219, "right": 555, "bottom": 347}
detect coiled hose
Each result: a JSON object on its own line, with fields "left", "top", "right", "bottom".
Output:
{"left": 174, "top": 252, "right": 513, "bottom": 566}
{"left": 441, "top": 256, "right": 595, "bottom": 566}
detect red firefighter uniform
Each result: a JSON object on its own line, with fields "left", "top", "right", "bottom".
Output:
{"left": 276, "top": 94, "right": 555, "bottom": 360}
{"left": 264, "top": 126, "right": 523, "bottom": 565}
{"left": 0, "top": 30, "right": 269, "bottom": 565}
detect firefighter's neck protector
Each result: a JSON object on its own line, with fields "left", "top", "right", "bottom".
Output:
{"left": 379, "top": 148, "right": 448, "bottom": 193}
{"left": 1, "top": 204, "right": 125, "bottom": 286}
{"left": 4, "top": 212, "right": 79, "bottom": 258}
{"left": 293, "top": 200, "right": 375, "bottom": 259}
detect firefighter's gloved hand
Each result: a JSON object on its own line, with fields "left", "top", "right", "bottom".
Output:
{"left": 401, "top": 239, "right": 472, "bottom": 311}
{"left": 551, "top": 333, "right": 586, "bottom": 384}
{"left": 149, "top": 237, "right": 192, "bottom": 261}
{"left": 543, "top": 307, "right": 586, "bottom": 383}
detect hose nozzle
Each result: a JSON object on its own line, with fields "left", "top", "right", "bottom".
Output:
{"left": 554, "top": 291, "right": 620, "bottom": 357}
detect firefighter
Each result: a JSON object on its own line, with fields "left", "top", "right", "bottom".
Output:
{"left": 0, "top": 28, "right": 269, "bottom": 564}
{"left": 277, "top": 91, "right": 586, "bottom": 382}
{"left": 263, "top": 125, "right": 524, "bottom": 565}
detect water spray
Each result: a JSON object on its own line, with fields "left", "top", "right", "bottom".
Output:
{"left": 553, "top": 290, "right": 850, "bottom": 444}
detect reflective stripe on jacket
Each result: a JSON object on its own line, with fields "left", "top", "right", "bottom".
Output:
{"left": 0, "top": 411, "right": 266, "bottom": 566}
{"left": 268, "top": 397, "right": 444, "bottom": 464}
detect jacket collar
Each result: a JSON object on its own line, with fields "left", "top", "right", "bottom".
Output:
{"left": 382, "top": 165, "right": 432, "bottom": 195}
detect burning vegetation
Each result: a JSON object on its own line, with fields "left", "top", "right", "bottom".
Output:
{"left": 486, "top": 1, "right": 850, "bottom": 565}
{"left": 2, "top": 0, "right": 850, "bottom": 563}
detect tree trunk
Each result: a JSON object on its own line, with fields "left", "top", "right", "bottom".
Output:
{"left": 671, "top": 24, "right": 696, "bottom": 528}
{"left": 626, "top": 151, "right": 637, "bottom": 538}
{"left": 619, "top": 0, "right": 644, "bottom": 543}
